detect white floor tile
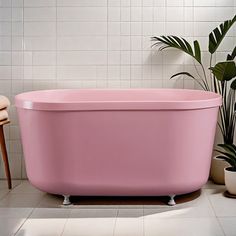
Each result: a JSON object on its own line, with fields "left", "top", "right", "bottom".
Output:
{"left": 206, "top": 189, "right": 236, "bottom": 217}
{"left": 203, "top": 181, "right": 226, "bottom": 190}
{"left": 114, "top": 218, "right": 144, "bottom": 236}
{"left": 37, "top": 194, "right": 64, "bottom": 208}
{"left": 15, "top": 219, "right": 67, "bottom": 236}
{"left": 118, "top": 208, "right": 143, "bottom": 218}
{"left": 218, "top": 217, "right": 236, "bottom": 236}
{"left": 114, "top": 208, "right": 144, "bottom": 236}
{"left": 0, "top": 189, "right": 9, "bottom": 200}
{"left": 0, "top": 193, "right": 44, "bottom": 207}
{"left": 0, "top": 218, "right": 25, "bottom": 236}
{"left": 70, "top": 208, "right": 118, "bottom": 218}
{"left": 0, "top": 180, "right": 22, "bottom": 190}
{"left": 76, "top": 204, "right": 119, "bottom": 209}
{"left": 144, "top": 218, "right": 224, "bottom": 236}
{"left": 62, "top": 218, "right": 116, "bottom": 236}
{"left": 11, "top": 180, "right": 43, "bottom": 194}
{"left": 0, "top": 207, "right": 33, "bottom": 218}
{"left": 30, "top": 208, "right": 71, "bottom": 219}
{"left": 144, "top": 191, "right": 215, "bottom": 218}
{"left": 0, "top": 180, "right": 234, "bottom": 236}
{"left": 118, "top": 205, "right": 144, "bottom": 209}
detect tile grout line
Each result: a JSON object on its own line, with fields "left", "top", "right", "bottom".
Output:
{"left": 204, "top": 189, "right": 227, "bottom": 236}
{"left": 106, "top": 0, "right": 109, "bottom": 88}
{"left": 59, "top": 214, "right": 71, "bottom": 236}
{"left": 216, "top": 216, "right": 227, "bottom": 236}
{"left": 13, "top": 217, "right": 29, "bottom": 236}
{"left": 142, "top": 205, "right": 145, "bottom": 236}
{"left": 112, "top": 206, "right": 119, "bottom": 236}
{"left": 55, "top": 0, "right": 58, "bottom": 89}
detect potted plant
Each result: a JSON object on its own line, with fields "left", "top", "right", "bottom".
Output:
{"left": 151, "top": 14, "right": 236, "bottom": 184}
{"left": 216, "top": 144, "right": 236, "bottom": 195}
{"left": 209, "top": 58, "right": 236, "bottom": 184}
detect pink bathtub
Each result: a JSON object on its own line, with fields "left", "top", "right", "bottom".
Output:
{"left": 15, "top": 89, "right": 221, "bottom": 205}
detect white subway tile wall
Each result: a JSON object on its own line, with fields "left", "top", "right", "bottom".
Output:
{"left": 0, "top": 0, "right": 235, "bottom": 179}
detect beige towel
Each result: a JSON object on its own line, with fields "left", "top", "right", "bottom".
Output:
{"left": 0, "top": 95, "right": 10, "bottom": 110}
{"left": 0, "top": 109, "right": 8, "bottom": 121}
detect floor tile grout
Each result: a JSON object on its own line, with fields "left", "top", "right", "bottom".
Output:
{"left": 112, "top": 207, "right": 119, "bottom": 236}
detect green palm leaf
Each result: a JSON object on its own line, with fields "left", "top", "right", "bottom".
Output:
{"left": 170, "top": 72, "right": 206, "bottom": 90}
{"left": 215, "top": 149, "right": 236, "bottom": 161}
{"left": 227, "top": 46, "right": 236, "bottom": 60}
{"left": 209, "top": 61, "right": 236, "bottom": 81}
{"left": 209, "top": 15, "right": 236, "bottom": 54}
{"left": 170, "top": 72, "right": 195, "bottom": 80}
{"left": 217, "top": 155, "right": 236, "bottom": 167}
{"left": 218, "top": 144, "right": 236, "bottom": 155}
{"left": 231, "top": 79, "right": 236, "bottom": 90}
{"left": 151, "top": 36, "right": 202, "bottom": 64}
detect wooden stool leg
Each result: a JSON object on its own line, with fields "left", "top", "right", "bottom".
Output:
{"left": 0, "top": 125, "right": 12, "bottom": 189}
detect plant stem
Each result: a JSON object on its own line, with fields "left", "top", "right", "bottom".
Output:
{"left": 200, "top": 64, "right": 210, "bottom": 91}
{"left": 210, "top": 54, "right": 213, "bottom": 91}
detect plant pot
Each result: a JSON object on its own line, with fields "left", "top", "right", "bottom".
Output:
{"left": 210, "top": 156, "right": 230, "bottom": 184}
{"left": 225, "top": 167, "right": 236, "bottom": 195}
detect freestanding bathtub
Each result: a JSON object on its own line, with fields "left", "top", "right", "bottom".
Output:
{"left": 15, "top": 89, "right": 221, "bottom": 205}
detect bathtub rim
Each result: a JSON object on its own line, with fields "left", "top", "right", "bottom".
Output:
{"left": 15, "top": 88, "right": 222, "bottom": 111}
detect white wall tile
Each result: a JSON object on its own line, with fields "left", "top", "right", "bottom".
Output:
{"left": 23, "top": 37, "right": 56, "bottom": 51}
{"left": 33, "top": 52, "right": 56, "bottom": 66}
{"left": 24, "top": 22, "right": 56, "bottom": 36}
{"left": 24, "top": 0, "right": 56, "bottom": 7}
{"left": 0, "top": 8, "right": 11, "bottom": 21}
{"left": 32, "top": 66, "right": 56, "bottom": 80}
{"left": 194, "top": 7, "right": 215, "bottom": 21}
{"left": 142, "top": 7, "right": 153, "bottom": 22}
{"left": 108, "top": 7, "right": 121, "bottom": 22}
{"left": 12, "top": 0, "right": 23, "bottom": 7}
{"left": 24, "top": 8, "right": 56, "bottom": 21}
{"left": 0, "top": 22, "right": 11, "bottom": 36}
{"left": 167, "top": 0, "right": 183, "bottom": 6}
{"left": 0, "top": 0, "right": 11, "bottom": 7}
{"left": 0, "top": 66, "right": 11, "bottom": 79}
{"left": 57, "top": 7, "right": 107, "bottom": 21}
{"left": 57, "top": 0, "right": 107, "bottom": 7}
{"left": 0, "top": 52, "right": 11, "bottom": 65}
{"left": 57, "top": 66, "right": 96, "bottom": 80}
{"left": 57, "top": 36, "right": 107, "bottom": 50}
{"left": 57, "top": 22, "right": 107, "bottom": 36}
{"left": 166, "top": 7, "right": 184, "bottom": 21}
{"left": 121, "top": 7, "right": 131, "bottom": 21}
{"left": 57, "top": 51, "right": 107, "bottom": 65}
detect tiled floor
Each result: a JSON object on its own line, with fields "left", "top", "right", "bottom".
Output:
{"left": 0, "top": 180, "right": 235, "bottom": 236}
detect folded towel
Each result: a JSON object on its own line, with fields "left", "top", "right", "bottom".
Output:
{"left": 0, "top": 95, "right": 10, "bottom": 110}
{"left": 0, "top": 109, "right": 8, "bottom": 121}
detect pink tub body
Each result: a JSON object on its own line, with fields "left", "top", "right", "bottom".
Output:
{"left": 15, "top": 89, "right": 221, "bottom": 197}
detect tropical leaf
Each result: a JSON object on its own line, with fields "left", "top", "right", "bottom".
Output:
{"left": 209, "top": 15, "right": 236, "bottom": 54}
{"left": 217, "top": 155, "right": 236, "bottom": 167}
{"left": 231, "top": 79, "right": 236, "bottom": 90}
{"left": 209, "top": 61, "right": 236, "bottom": 81}
{"left": 170, "top": 72, "right": 195, "bottom": 79}
{"left": 215, "top": 149, "right": 236, "bottom": 161}
{"left": 194, "top": 40, "right": 201, "bottom": 65}
{"left": 218, "top": 144, "right": 236, "bottom": 155}
{"left": 170, "top": 72, "right": 206, "bottom": 90}
{"left": 151, "top": 36, "right": 202, "bottom": 64}
{"left": 227, "top": 46, "right": 236, "bottom": 60}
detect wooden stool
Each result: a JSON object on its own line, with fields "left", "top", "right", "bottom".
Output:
{"left": 0, "top": 119, "right": 11, "bottom": 189}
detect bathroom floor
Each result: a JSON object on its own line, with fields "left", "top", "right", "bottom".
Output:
{"left": 0, "top": 180, "right": 235, "bottom": 236}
